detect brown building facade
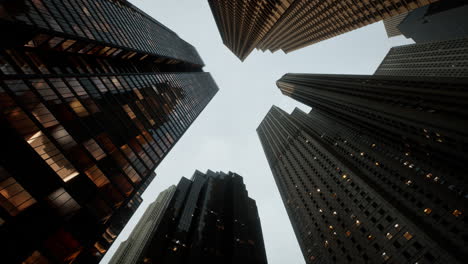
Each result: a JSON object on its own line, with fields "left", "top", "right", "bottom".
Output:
{"left": 208, "top": 0, "right": 438, "bottom": 60}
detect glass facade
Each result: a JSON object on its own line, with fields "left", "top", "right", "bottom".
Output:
{"left": 109, "top": 171, "right": 268, "bottom": 264}
{"left": 0, "top": 1, "right": 218, "bottom": 263}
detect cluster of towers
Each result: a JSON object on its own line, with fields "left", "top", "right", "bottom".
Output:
{"left": 0, "top": 0, "right": 466, "bottom": 264}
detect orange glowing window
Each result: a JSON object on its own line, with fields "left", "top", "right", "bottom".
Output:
{"left": 22, "top": 250, "right": 51, "bottom": 264}
{"left": 452, "top": 209, "right": 462, "bottom": 217}
{"left": 403, "top": 232, "right": 413, "bottom": 240}
{"left": 0, "top": 167, "right": 36, "bottom": 216}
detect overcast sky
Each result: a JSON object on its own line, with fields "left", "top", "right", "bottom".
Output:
{"left": 101, "top": 1, "right": 413, "bottom": 263}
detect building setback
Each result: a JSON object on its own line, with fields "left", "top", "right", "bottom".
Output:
{"left": 258, "top": 105, "right": 466, "bottom": 264}
{"left": 375, "top": 38, "right": 468, "bottom": 77}
{"left": 257, "top": 73, "right": 468, "bottom": 263}
{"left": 208, "top": 0, "right": 438, "bottom": 60}
{"left": 382, "top": 12, "right": 408, "bottom": 38}
{"left": 0, "top": 1, "right": 218, "bottom": 263}
{"left": 109, "top": 170, "right": 268, "bottom": 264}
{"left": 398, "top": 0, "right": 468, "bottom": 43}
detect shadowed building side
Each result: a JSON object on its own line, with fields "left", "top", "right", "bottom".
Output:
{"left": 257, "top": 105, "right": 466, "bottom": 263}
{"left": 398, "top": 0, "right": 468, "bottom": 43}
{"left": 109, "top": 170, "right": 268, "bottom": 264}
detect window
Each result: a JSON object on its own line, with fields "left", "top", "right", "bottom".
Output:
{"left": 0, "top": 166, "right": 36, "bottom": 216}
{"left": 22, "top": 250, "right": 50, "bottom": 264}
{"left": 83, "top": 139, "right": 106, "bottom": 161}
{"left": 452, "top": 209, "right": 462, "bottom": 217}
{"left": 403, "top": 232, "right": 413, "bottom": 240}
{"left": 47, "top": 188, "right": 80, "bottom": 216}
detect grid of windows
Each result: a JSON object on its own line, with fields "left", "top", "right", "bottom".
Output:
{"left": 0, "top": 0, "right": 218, "bottom": 263}
{"left": 257, "top": 106, "right": 463, "bottom": 263}
{"left": 0, "top": 0, "right": 203, "bottom": 65}
{"left": 375, "top": 38, "right": 468, "bottom": 77}
{"left": 208, "top": 0, "right": 437, "bottom": 59}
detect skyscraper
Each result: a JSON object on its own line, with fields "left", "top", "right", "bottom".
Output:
{"left": 397, "top": 0, "right": 468, "bottom": 43}
{"left": 258, "top": 105, "right": 466, "bottom": 264}
{"left": 208, "top": 0, "right": 438, "bottom": 60}
{"left": 257, "top": 74, "right": 468, "bottom": 263}
{"left": 109, "top": 170, "right": 268, "bottom": 264}
{"left": 108, "top": 186, "right": 177, "bottom": 264}
{"left": 375, "top": 38, "right": 468, "bottom": 77}
{"left": 0, "top": 1, "right": 218, "bottom": 263}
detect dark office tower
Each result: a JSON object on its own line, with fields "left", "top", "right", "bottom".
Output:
{"left": 109, "top": 170, "right": 268, "bottom": 264}
{"left": 0, "top": 1, "right": 218, "bottom": 263}
{"left": 258, "top": 105, "right": 467, "bottom": 264}
{"left": 375, "top": 38, "right": 468, "bottom": 77}
{"left": 382, "top": 12, "right": 408, "bottom": 38}
{"left": 398, "top": 0, "right": 468, "bottom": 43}
{"left": 208, "top": 0, "right": 438, "bottom": 60}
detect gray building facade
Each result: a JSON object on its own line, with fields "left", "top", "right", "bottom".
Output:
{"left": 398, "top": 0, "right": 468, "bottom": 43}
{"left": 257, "top": 73, "right": 468, "bottom": 263}
{"left": 375, "top": 38, "right": 468, "bottom": 77}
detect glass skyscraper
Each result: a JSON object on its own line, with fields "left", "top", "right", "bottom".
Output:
{"left": 0, "top": 1, "right": 218, "bottom": 263}
{"left": 109, "top": 170, "right": 268, "bottom": 264}
{"left": 257, "top": 73, "right": 467, "bottom": 263}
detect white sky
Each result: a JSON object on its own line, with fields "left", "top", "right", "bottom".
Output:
{"left": 100, "top": 1, "right": 413, "bottom": 263}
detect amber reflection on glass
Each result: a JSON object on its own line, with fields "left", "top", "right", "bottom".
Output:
{"left": 0, "top": 166, "right": 36, "bottom": 216}
{"left": 22, "top": 250, "right": 51, "bottom": 264}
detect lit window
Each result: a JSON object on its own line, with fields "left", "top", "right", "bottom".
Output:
{"left": 319, "top": 209, "right": 323, "bottom": 213}
{"left": 345, "top": 231, "right": 351, "bottom": 237}
{"left": 405, "top": 180, "right": 412, "bottom": 186}
{"left": 386, "top": 232, "right": 393, "bottom": 239}
{"left": 394, "top": 223, "right": 400, "bottom": 229}
{"left": 342, "top": 174, "right": 347, "bottom": 179}
{"left": 324, "top": 240, "right": 329, "bottom": 247}
{"left": 371, "top": 144, "right": 376, "bottom": 148}
{"left": 356, "top": 220, "right": 361, "bottom": 226}
{"left": 367, "top": 235, "right": 374, "bottom": 240}
{"left": 329, "top": 225, "right": 334, "bottom": 230}
{"left": 22, "top": 250, "right": 50, "bottom": 264}
{"left": 426, "top": 173, "right": 433, "bottom": 179}
{"left": 316, "top": 188, "right": 321, "bottom": 192}
{"left": 423, "top": 208, "right": 432, "bottom": 215}
{"left": 0, "top": 167, "right": 36, "bottom": 216}
{"left": 375, "top": 162, "right": 380, "bottom": 166}
{"left": 382, "top": 252, "right": 390, "bottom": 261}
{"left": 360, "top": 152, "right": 365, "bottom": 156}
{"left": 403, "top": 232, "right": 413, "bottom": 240}
{"left": 452, "top": 209, "right": 462, "bottom": 217}
{"left": 333, "top": 211, "right": 337, "bottom": 215}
